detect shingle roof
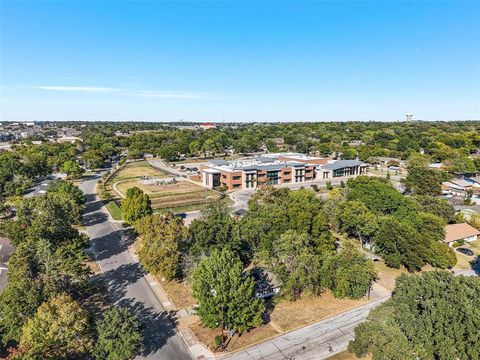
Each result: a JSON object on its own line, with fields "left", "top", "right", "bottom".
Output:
{"left": 444, "top": 223, "right": 480, "bottom": 243}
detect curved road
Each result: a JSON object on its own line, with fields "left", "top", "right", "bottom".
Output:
{"left": 80, "top": 175, "right": 191, "bottom": 360}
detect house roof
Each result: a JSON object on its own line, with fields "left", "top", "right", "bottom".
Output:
{"left": 322, "top": 160, "right": 365, "bottom": 171}
{"left": 444, "top": 223, "right": 480, "bottom": 243}
{"left": 450, "top": 179, "right": 472, "bottom": 188}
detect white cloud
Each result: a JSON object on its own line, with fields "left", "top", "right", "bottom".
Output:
{"left": 36, "top": 86, "right": 118, "bottom": 93}
{"left": 133, "top": 90, "right": 218, "bottom": 100}
{"left": 31, "top": 85, "right": 218, "bottom": 99}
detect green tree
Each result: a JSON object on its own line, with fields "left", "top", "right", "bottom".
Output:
{"left": 120, "top": 187, "right": 152, "bottom": 224}
{"left": 188, "top": 202, "right": 243, "bottom": 258}
{"left": 269, "top": 230, "right": 324, "bottom": 300}
{"left": 338, "top": 201, "right": 378, "bottom": 244}
{"left": 0, "top": 270, "right": 44, "bottom": 346}
{"left": 136, "top": 214, "right": 187, "bottom": 280}
{"left": 47, "top": 179, "right": 86, "bottom": 206}
{"left": 322, "top": 242, "right": 377, "bottom": 299}
{"left": 413, "top": 195, "right": 456, "bottom": 223}
{"left": 373, "top": 217, "right": 427, "bottom": 271}
{"left": 348, "top": 272, "right": 480, "bottom": 360}
{"left": 192, "top": 249, "right": 265, "bottom": 332}
{"left": 61, "top": 160, "right": 84, "bottom": 179}
{"left": 93, "top": 307, "right": 143, "bottom": 360}
{"left": 11, "top": 294, "right": 93, "bottom": 359}
{"left": 403, "top": 165, "right": 442, "bottom": 196}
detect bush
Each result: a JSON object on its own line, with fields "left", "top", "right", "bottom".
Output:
{"left": 326, "top": 181, "right": 333, "bottom": 190}
{"left": 452, "top": 239, "right": 465, "bottom": 247}
{"left": 214, "top": 335, "right": 223, "bottom": 349}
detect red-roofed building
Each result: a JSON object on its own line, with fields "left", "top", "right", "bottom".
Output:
{"left": 199, "top": 123, "right": 217, "bottom": 130}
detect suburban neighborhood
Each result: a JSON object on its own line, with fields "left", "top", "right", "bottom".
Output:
{"left": 1, "top": 1, "right": 480, "bottom": 360}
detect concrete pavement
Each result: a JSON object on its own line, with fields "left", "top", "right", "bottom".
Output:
{"left": 80, "top": 175, "right": 191, "bottom": 360}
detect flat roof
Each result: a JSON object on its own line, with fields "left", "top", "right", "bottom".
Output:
{"left": 322, "top": 160, "right": 365, "bottom": 171}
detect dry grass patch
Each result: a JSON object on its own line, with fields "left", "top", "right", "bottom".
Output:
{"left": 327, "top": 351, "right": 371, "bottom": 360}
{"left": 109, "top": 161, "right": 168, "bottom": 183}
{"left": 454, "top": 251, "right": 474, "bottom": 270}
{"left": 189, "top": 318, "right": 280, "bottom": 353}
{"left": 270, "top": 291, "right": 369, "bottom": 333}
{"left": 158, "top": 278, "right": 196, "bottom": 310}
{"left": 374, "top": 262, "right": 408, "bottom": 291}
{"left": 86, "top": 260, "right": 101, "bottom": 274}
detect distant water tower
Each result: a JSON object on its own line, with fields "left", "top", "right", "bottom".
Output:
{"left": 405, "top": 114, "right": 413, "bottom": 122}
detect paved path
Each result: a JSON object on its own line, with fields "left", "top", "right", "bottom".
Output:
{"left": 80, "top": 175, "right": 191, "bottom": 360}
{"left": 221, "top": 296, "right": 389, "bottom": 360}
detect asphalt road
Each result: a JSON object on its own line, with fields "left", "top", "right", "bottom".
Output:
{"left": 80, "top": 175, "right": 191, "bottom": 360}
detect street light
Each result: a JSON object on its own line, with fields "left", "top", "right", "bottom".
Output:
{"left": 210, "top": 288, "right": 225, "bottom": 349}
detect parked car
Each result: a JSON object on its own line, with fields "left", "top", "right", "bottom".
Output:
{"left": 456, "top": 248, "right": 474, "bottom": 256}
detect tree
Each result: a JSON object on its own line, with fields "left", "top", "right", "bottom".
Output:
{"left": 0, "top": 272, "right": 44, "bottom": 346}
{"left": 11, "top": 294, "right": 93, "bottom": 359}
{"left": 373, "top": 217, "right": 428, "bottom": 271}
{"left": 3, "top": 194, "right": 87, "bottom": 248}
{"left": 192, "top": 249, "right": 265, "bottom": 332}
{"left": 269, "top": 230, "right": 324, "bottom": 300}
{"left": 188, "top": 202, "right": 242, "bottom": 258}
{"left": 47, "top": 180, "right": 86, "bottom": 223}
{"left": 120, "top": 187, "right": 152, "bottom": 224}
{"left": 136, "top": 214, "right": 187, "bottom": 280}
{"left": 403, "top": 165, "right": 442, "bottom": 196}
{"left": 47, "top": 179, "right": 86, "bottom": 206}
{"left": 61, "top": 160, "right": 84, "bottom": 179}
{"left": 346, "top": 176, "right": 408, "bottom": 215}
{"left": 82, "top": 149, "right": 105, "bottom": 169}
{"left": 322, "top": 242, "right": 377, "bottom": 299}
{"left": 337, "top": 201, "right": 378, "bottom": 244}
{"left": 348, "top": 272, "right": 480, "bottom": 360}
{"left": 93, "top": 307, "right": 143, "bottom": 360}
{"left": 413, "top": 195, "right": 456, "bottom": 223}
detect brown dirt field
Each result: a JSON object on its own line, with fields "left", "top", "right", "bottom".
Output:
{"left": 270, "top": 291, "right": 369, "bottom": 332}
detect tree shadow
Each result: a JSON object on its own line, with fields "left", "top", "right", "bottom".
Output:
{"left": 470, "top": 257, "right": 480, "bottom": 275}
{"left": 83, "top": 199, "right": 106, "bottom": 215}
{"left": 90, "top": 229, "right": 128, "bottom": 261}
{"left": 83, "top": 210, "right": 108, "bottom": 227}
{"left": 116, "top": 297, "right": 179, "bottom": 356}
{"left": 93, "top": 262, "right": 145, "bottom": 304}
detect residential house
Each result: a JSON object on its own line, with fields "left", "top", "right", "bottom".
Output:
{"left": 443, "top": 223, "right": 480, "bottom": 246}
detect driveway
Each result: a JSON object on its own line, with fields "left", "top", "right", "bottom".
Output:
{"left": 80, "top": 175, "right": 191, "bottom": 360}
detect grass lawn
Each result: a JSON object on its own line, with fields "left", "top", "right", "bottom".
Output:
{"left": 105, "top": 201, "right": 122, "bottom": 221}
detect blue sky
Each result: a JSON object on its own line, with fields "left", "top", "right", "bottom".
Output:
{"left": 1, "top": 1, "right": 479, "bottom": 122}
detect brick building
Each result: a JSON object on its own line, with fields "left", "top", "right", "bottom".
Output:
{"left": 201, "top": 153, "right": 366, "bottom": 190}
